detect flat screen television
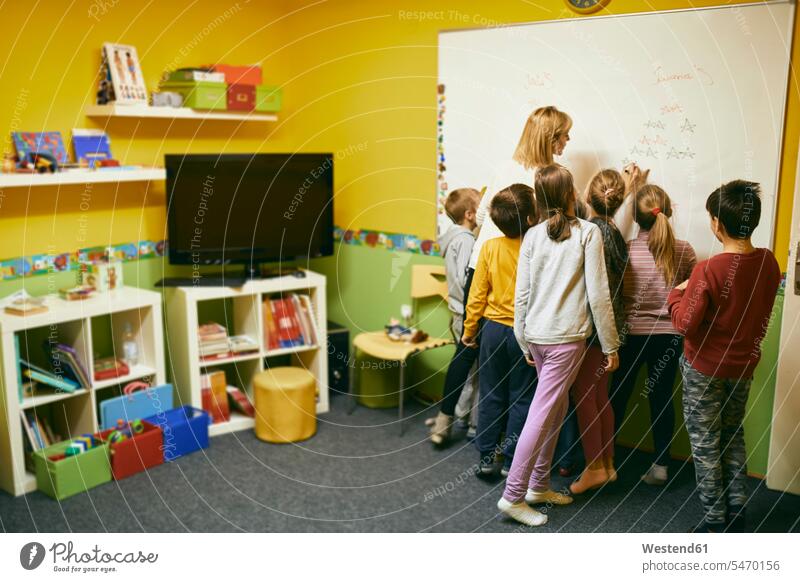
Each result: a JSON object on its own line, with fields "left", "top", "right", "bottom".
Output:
{"left": 165, "top": 153, "right": 334, "bottom": 273}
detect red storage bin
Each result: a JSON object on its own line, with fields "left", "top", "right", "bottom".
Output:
{"left": 205, "top": 64, "right": 262, "bottom": 86}
{"left": 227, "top": 84, "right": 256, "bottom": 111}
{"left": 97, "top": 420, "right": 164, "bottom": 480}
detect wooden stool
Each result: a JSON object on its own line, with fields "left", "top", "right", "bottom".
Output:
{"left": 254, "top": 367, "right": 317, "bottom": 443}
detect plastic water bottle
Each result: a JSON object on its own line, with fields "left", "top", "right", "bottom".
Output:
{"left": 122, "top": 323, "right": 139, "bottom": 366}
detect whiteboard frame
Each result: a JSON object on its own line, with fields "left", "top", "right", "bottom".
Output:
{"left": 437, "top": 0, "right": 796, "bottom": 251}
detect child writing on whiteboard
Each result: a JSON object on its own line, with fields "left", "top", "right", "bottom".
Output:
{"left": 669, "top": 181, "right": 780, "bottom": 533}
{"left": 462, "top": 185, "right": 538, "bottom": 477}
{"left": 609, "top": 183, "right": 697, "bottom": 486}
{"left": 498, "top": 164, "right": 620, "bottom": 527}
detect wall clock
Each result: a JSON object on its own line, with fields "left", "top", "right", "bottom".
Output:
{"left": 564, "top": 0, "right": 611, "bottom": 14}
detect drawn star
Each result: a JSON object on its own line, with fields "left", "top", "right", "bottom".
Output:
{"left": 680, "top": 118, "right": 696, "bottom": 133}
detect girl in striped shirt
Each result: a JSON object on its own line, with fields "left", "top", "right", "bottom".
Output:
{"left": 610, "top": 185, "right": 697, "bottom": 486}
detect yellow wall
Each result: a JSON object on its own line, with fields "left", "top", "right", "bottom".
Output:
{"left": 0, "top": 0, "right": 797, "bottom": 267}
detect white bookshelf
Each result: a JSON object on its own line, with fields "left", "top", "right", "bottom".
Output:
{"left": 86, "top": 104, "right": 278, "bottom": 122}
{"left": 0, "top": 287, "right": 166, "bottom": 496}
{"left": 164, "top": 270, "right": 328, "bottom": 438}
{"left": 0, "top": 168, "right": 165, "bottom": 188}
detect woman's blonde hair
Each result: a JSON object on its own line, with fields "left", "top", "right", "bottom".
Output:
{"left": 513, "top": 106, "right": 573, "bottom": 170}
{"left": 535, "top": 164, "right": 577, "bottom": 242}
{"left": 586, "top": 169, "right": 625, "bottom": 222}
{"left": 634, "top": 184, "right": 677, "bottom": 285}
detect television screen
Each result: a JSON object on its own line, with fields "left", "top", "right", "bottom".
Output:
{"left": 165, "top": 153, "right": 334, "bottom": 267}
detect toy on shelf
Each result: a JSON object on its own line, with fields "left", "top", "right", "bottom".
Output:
{"left": 59, "top": 284, "right": 95, "bottom": 301}
{"left": 384, "top": 304, "right": 429, "bottom": 343}
{"left": 64, "top": 434, "right": 97, "bottom": 457}
{"left": 384, "top": 319, "right": 429, "bottom": 344}
{"left": 93, "top": 357, "right": 129, "bottom": 381}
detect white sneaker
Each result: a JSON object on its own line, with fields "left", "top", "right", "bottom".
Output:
{"left": 641, "top": 463, "right": 668, "bottom": 486}
{"left": 497, "top": 497, "right": 547, "bottom": 527}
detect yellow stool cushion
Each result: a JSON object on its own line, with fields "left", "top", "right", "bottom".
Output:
{"left": 254, "top": 367, "right": 317, "bottom": 443}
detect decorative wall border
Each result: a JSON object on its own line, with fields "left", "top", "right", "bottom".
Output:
{"left": 1, "top": 240, "right": 167, "bottom": 281}
{"left": 0, "top": 227, "right": 442, "bottom": 282}
{"left": 333, "top": 227, "right": 439, "bottom": 256}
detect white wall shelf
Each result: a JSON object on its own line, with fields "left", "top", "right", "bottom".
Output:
{"left": 0, "top": 168, "right": 165, "bottom": 189}
{"left": 86, "top": 104, "right": 278, "bottom": 122}
{"left": 165, "top": 270, "right": 328, "bottom": 439}
{"left": 0, "top": 287, "right": 167, "bottom": 496}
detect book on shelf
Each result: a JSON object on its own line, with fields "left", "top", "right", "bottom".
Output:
{"left": 44, "top": 342, "right": 91, "bottom": 390}
{"left": 226, "top": 386, "right": 255, "bottom": 418}
{"left": 262, "top": 294, "right": 318, "bottom": 352}
{"left": 200, "top": 370, "right": 230, "bottom": 424}
{"left": 4, "top": 295, "right": 48, "bottom": 316}
{"left": 20, "top": 359, "right": 80, "bottom": 393}
{"left": 229, "top": 335, "right": 258, "bottom": 354}
{"left": 198, "top": 321, "right": 231, "bottom": 358}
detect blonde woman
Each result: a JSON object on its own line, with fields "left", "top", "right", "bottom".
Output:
{"left": 610, "top": 185, "right": 697, "bottom": 486}
{"left": 469, "top": 106, "right": 572, "bottom": 276}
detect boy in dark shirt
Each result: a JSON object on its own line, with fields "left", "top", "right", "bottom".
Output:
{"left": 668, "top": 180, "right": 781, "bottom": 533}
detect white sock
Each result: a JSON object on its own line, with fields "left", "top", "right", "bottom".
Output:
{"left": 497, "top": 497, "right": 547, "bottom": 527}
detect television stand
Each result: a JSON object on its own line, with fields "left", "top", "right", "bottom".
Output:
{"left": 156, "top": 266, "right": 307, "bottom": 288}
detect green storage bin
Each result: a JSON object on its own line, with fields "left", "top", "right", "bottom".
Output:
{"left": 255, "top": 85, "right": 282, "bottom": 112}
{"left": 33, "top": 441, "right": 111, "bottom": 500}
{"left": 355, "top": 359, "right": 400, "bottom": 409}
{"left": 161, "top": 81, "right": 227, "bottom": 110}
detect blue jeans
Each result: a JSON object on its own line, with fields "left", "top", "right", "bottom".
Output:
{"left": 474, "top": 319, "right": 537, "bottom": 467}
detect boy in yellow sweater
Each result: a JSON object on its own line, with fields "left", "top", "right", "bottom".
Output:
{"left": 462, "top": 184, "right": 537, "bottom": 476}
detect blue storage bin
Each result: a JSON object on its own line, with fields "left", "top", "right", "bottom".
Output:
{"left": 144, "top": 406, "right": 210, "bottom": 462}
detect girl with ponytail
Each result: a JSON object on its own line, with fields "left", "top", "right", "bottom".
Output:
{"left": 497, "top": 164, "right": 621, "bottom": 527}
{"left": 610, "top": 183, "right": 697, "bottom": 487}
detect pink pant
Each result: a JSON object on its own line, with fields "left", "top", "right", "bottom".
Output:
{"left": 503, "top": 341, "right": 586, "bottom": 502}
{"left": 571, "top": 344, "right": 615, "bottom": 465}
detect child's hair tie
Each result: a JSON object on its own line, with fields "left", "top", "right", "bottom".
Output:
{"left": 551, "top": 207, "right": 563, "bottom": 216}
{"left": 651, "top": 207, "right": 661, "bottom": 216}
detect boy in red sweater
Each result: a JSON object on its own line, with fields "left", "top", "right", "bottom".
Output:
{"left": 668, "top": 180, "right": 781, "bottom": 533}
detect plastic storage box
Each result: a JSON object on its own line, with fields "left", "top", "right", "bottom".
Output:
{"left": 32, "top": 441, "right": 111, "bottom": 500}
{"left": 227, "top": 84, "right": 256, "bottom": 111}
{"left": 144, "top": 406, "right": 210, "bottom": 462}
{"left": 97, "top": 420, "right": 164, "bottom": 480}
{"left": 160, "top": 81, "right": 227, "bottom": 110}
{"left": 206, "top": 64, "right": 262, "bottom": 85}
{"left": 255, "top": 85, "right": 282, "bottom": 112}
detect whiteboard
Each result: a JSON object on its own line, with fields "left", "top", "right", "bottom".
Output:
{"left": 438, "top": 2, "right": 793, "bottom": 258}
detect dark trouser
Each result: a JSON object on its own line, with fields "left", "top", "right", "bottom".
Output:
{"left": 440, "top": 267, "right": 477, "bottom": 416}
{"left": 474, "top": 319, "right": 537, "bottom": 466}
{"left": 553, "top": 400, "right": 581, "bottom": 469}
{"left": 609, "top": 333, "right": 682, "bottom": 466}
{"left": 680, "top": 356, "right": 750, "bottom": 526}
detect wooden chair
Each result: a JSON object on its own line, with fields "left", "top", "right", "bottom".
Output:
{"left": 349, "top": 265, "right": 454, "bottom": 434}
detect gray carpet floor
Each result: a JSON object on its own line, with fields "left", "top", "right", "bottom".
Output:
{"left": 2, "top": 396, "right": 799, "bottom": 533}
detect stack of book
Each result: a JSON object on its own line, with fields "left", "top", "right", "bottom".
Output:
{"left": 198, "top": 323, "right": 229, "bottom": 359}
{"left": 263, "top": 293, "right": 318, "bottom": 351}
{"left": 20, "top": 409, "right": 61, "bottom": 469}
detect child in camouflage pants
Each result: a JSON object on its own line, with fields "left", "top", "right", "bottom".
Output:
{"left": 668, "top": 181, "right": 780, "bottom": 532}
